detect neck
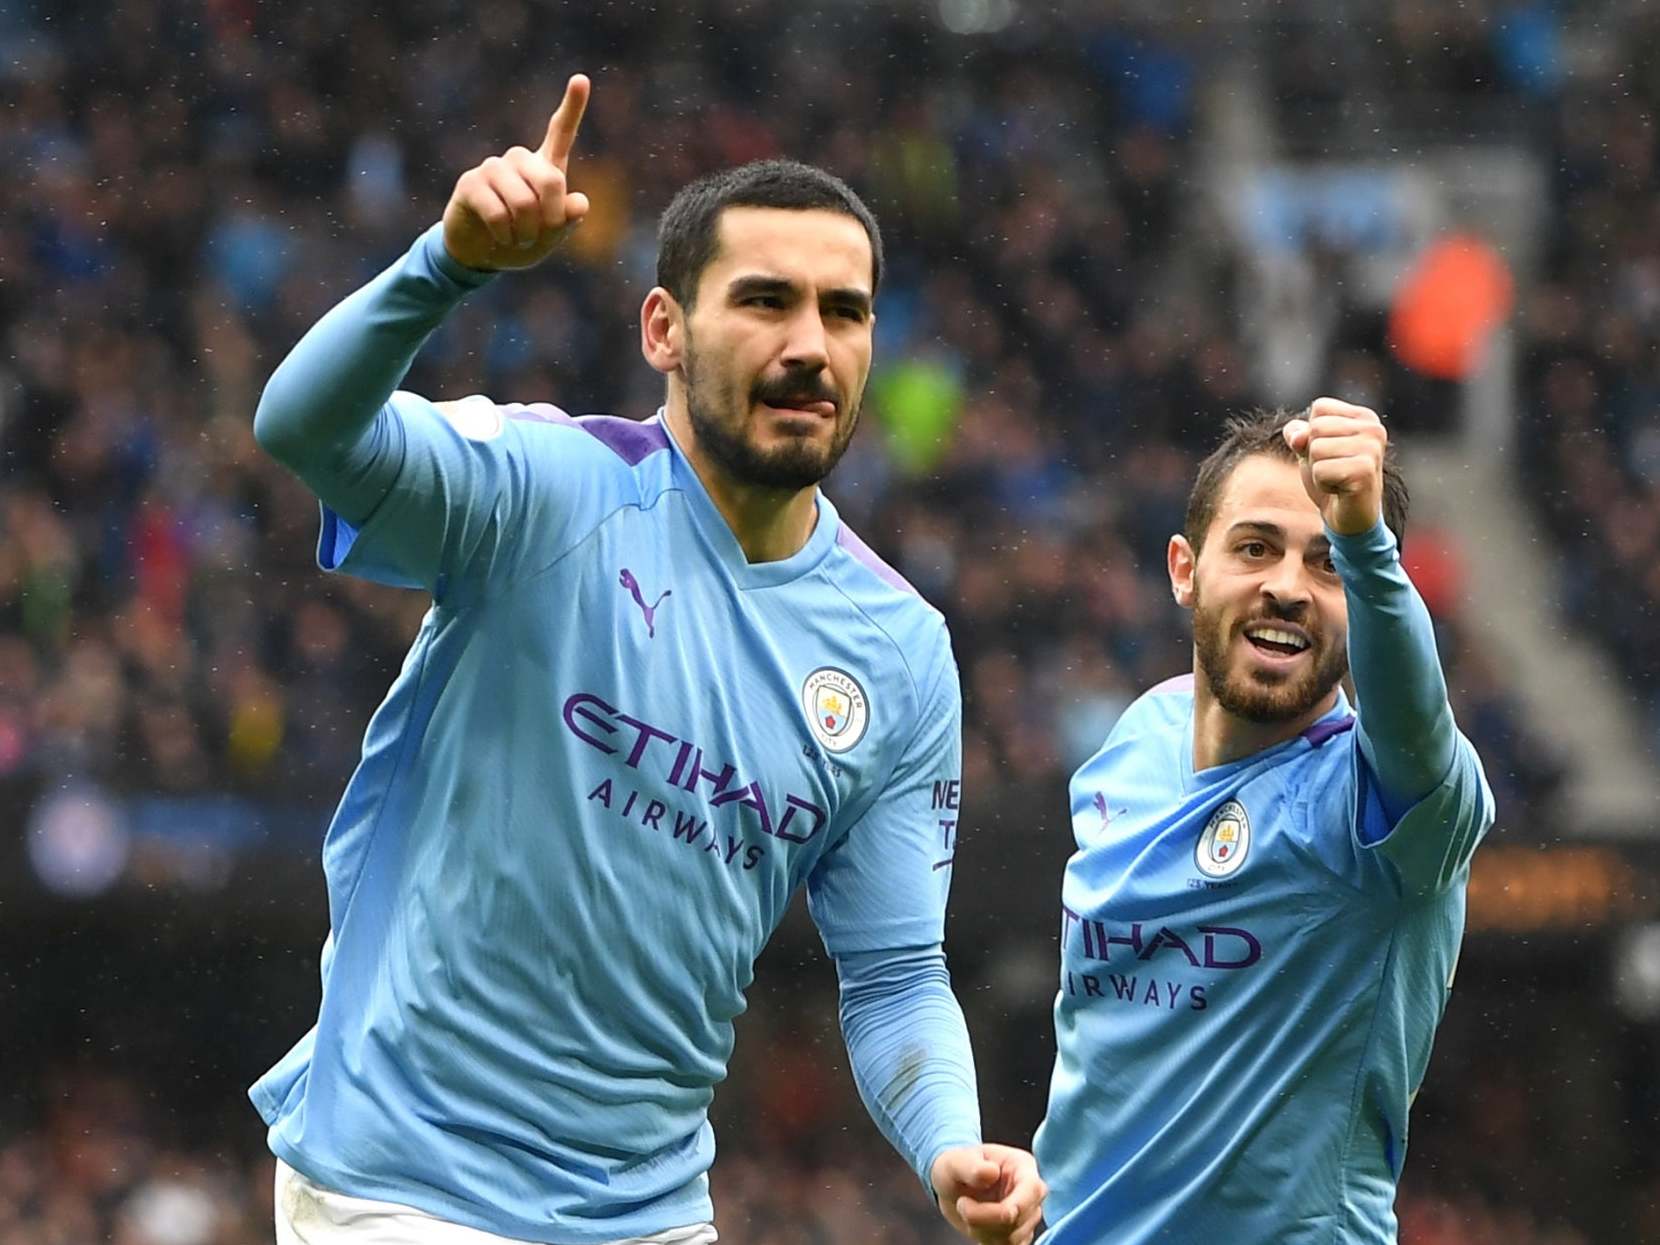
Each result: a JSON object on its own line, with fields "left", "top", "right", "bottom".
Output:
{"left": 665, "top": 399, "right": 820, "bottom": 564}
{"left": 1189, "top": 665, "right": 1338, "bottom": 772}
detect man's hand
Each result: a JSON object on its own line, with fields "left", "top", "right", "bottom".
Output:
{"left": 931, "top": 1144, "right": 1046, "bottom": 1245}
{"left": 1283, "top": 396, "right": 1388, "bottom": 537}
{"left": 442, "top": 73, "right": 592, "bottom": 272}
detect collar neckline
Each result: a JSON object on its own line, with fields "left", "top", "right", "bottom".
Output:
{"left": 659, "top": 410, "right": 841, "bottom": 590}
{"left": 1181, "top": 688, "right": 1354, "bottom": 792}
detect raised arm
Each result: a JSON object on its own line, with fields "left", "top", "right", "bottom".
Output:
{"left": 1286, "top": 399, "right": 1493, "bottom": 888}
{"left": 1285, "top": 399, "right": 1452, "bottom": 809}
{"left": 1329, "top": 513, "right": 1454, "bottom": 815}
{"left": 253, "top": 74, "right": 592, "bottom": 522}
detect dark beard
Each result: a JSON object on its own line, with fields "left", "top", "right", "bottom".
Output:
{"left": 683, "top": 343, "right": 860, "bottom": 491}
{"left": 1192, "top": 594, "right": 1347, "bottom": 724}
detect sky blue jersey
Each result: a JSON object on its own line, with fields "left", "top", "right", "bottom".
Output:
{"left": 1036, "top": 521, "right": 1495, "bottom": 1245}
{"left": 248, "top": 227, "right": 978, "bottom": 1243}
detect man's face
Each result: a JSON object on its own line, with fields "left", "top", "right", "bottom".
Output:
{"left": 678, "top": 206, "right": 874, "bottom": 490}
{"left": 1179, "top": 454, "right": 1350, "bottom": 724}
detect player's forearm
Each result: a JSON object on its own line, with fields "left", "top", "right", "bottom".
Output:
{"left": 253, "top": 224, "right": 495, "bottom": 515}
{"left": 836, "top": 945, "right": 983, "bottom": 1192}
{"left": 1331, "top": 517, "right": 1458, "bottom": 808}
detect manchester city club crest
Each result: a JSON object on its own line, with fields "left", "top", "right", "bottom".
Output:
{"left": 801, "top": 667, "right": 870, "bottom": 754}
{"left": 1196, "top": 799, "right": 1251, "bottom": 879}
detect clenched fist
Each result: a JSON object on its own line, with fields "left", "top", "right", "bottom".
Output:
{"left": 442, "top": 73, "right": 592, "bottom": 272}
{"left": 1282, "top": 396, "right": 1388, "bottom": 537}
{"left": 932, "top": 1144, "right": 1047, "bottom": 1245}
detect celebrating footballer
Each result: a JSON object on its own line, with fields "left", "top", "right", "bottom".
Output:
{"left": 250, "top": 73, "right": 1043, "bottom": 1245}
{"left": 1035, "top": 399, "right": 1495, "bottom": 1244}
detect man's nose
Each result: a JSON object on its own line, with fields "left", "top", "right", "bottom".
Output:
{"left": 1260, "top": 561, "right": 1312, "bottom": 616}
{"left": 779, "top": 306, "right": 829, "bottom": 371}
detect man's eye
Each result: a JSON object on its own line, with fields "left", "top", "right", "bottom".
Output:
{"left": 830, "top": 306, "right": 867, "bottom": 322}
{"left": 1239, "top": 541, "right": 1267, "bottom": 558}
{"left": 746, "top": 295, "right": 784, "bottom": 309}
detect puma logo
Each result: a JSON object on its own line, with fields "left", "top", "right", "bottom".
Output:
{"left": 619, "top": 569, "right": 671, "bottom": 638}
{"left": 1092, "top": 792, "right": 1126, "bottom": 829}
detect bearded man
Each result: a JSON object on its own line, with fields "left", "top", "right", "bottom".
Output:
{"left": 250, "top": 74, "right": 1044, "bottom": 1245}
{"left": 1035, "top": 400, "right": 1494, "bottom": 1245}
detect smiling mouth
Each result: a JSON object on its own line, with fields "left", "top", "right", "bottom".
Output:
{"left": 1242, "top": 623, "right": 1311, "bottom": 661}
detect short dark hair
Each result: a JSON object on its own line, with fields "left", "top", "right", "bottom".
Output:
{"left": 655, "top": 159, "right": 883, "bottom": 308}
{"left": 1184, "top": 407, "right": 1410, "bottom": 550}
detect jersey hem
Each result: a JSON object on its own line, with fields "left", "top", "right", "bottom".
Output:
{"left": 265, "top": 1138, "right": 716, "bottom": 1245}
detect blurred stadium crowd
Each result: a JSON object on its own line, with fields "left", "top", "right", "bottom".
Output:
{"left": 0, "top": 0, "right": 1652, "bottom": 1241}
{"left": 1519, "top": 29, "right": 1660, "bottom": 748}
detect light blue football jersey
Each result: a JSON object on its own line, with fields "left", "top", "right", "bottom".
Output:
{"left": 1036, "top": 674, "right": 1493, "bottom": 1244}
{"left": 250, "top": 396, "right": 964, "bottom": 1243}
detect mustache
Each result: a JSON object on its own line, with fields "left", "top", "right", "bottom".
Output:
{"left": 752, "top": 370, "right": 841, "bottom": 412}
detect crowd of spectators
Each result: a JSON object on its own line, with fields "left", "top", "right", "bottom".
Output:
{"left": 1515, "top": 10, "right": 1660, "bottom": 755}
{"left": 0, "top": 0, "right": 1555, "bottom": 843}
{"left": 0, "top": 0, "right": 1631, "bottom": 1240}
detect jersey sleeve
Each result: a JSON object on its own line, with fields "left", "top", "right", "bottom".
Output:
{"left": 1294, "top": 519, "right": 1498, "bottom": 899}
{"left": 806, "top": 635, "right": 963, "bottom": 955}
{"left": 1354, "top": 731, "right": 1495, "bottom": 897}
{"left": 1299, "top": 729, "right": 1495, "bottom": 901}
{"left": 318, "top": 398, "right": 639, "bottom": 601}
{"left": 835, "top": 945, "right": 982, "bottom": 1192}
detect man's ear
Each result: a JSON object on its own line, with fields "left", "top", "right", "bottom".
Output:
{"left": 1168, "top": 534, "right": 1197, "bottom": 609}
{"left": 640, "top": 287, "right": 684, "bottom": 376}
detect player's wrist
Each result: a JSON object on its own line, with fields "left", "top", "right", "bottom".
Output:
{"left": 423, "top": 222, "right": 502, "bottom": 288}
{"left": 927, "top": 1139, "right": 986, "bottom": 1194}
{"left": 1325, "top": 513, "right": 1392, "bottom": 550}
{"left": 1326, "top": 515, "right": 1380, "bottom": 538}
{"left": 1327, "top": 515, "right": 1398, "bottom": 586}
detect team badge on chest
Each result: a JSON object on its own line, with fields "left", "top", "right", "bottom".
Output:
{"left": 1196, "top": 799, "right": 1251, "bottom": 879}
{"left": 802, "top": 667, "right": 870, "bottom": 754}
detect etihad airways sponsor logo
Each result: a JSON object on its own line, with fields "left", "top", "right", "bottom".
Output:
{"left": 1059, "top": 904, "right": 1265, "bottom": 1014}
{"left": 1060, "top": 905, "right": 1262, "bottom": 969}
{"left": 562, "top": 692, "right": 828, "bottom": 844}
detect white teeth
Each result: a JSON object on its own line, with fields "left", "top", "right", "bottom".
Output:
{"left": 1246, "top": 626, "right": 1308, "bottom": 651}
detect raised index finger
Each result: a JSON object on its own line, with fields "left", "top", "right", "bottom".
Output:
{"left": 538, "top": 74, "right": 591, "bottom": 168}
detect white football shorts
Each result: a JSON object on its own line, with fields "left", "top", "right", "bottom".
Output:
{"left": 275, "top": 1159, "right": 719, "bottom": 1245}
